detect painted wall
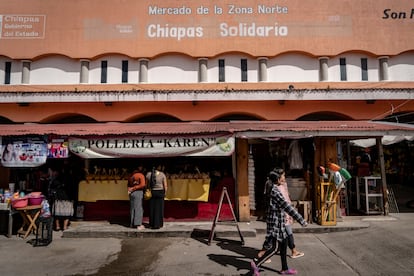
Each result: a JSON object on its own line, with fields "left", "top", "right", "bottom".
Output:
{"left": 1, "top": 100, "right": 412, "bottom": 123}
{"left": 1, "top": 1, "right": 413, "bottom": 58}
{"left": 30, "top": 56, "right": 80, "bottom": 85}
{"left": 149, "top": 55, "right": 198, "bottom": 83}
{"left": 2, "top": 53, "right": 414, "bottom": 85}
{"left": 389, "top": 53, "right": 414, "bottom": 81}
{"left": 267, "top": 54, "right": 318, "bottom": 82}
{"left": 329, "top": 55, "right": 381, "bottom": 82}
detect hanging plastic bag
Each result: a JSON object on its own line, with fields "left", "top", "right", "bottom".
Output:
{"left": 333, "top": 171, "right": 343, "bottom": 187}
{"left": 40, "top": 199, "right": 51, "bottom": 218}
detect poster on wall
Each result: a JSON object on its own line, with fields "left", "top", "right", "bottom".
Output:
{"left": 69, "top": 135, "right": 234, "bottom": 158}
{"left": 47, "top": 137, "right": 69, "bottom": 158}
{"left": 1, "top": 136, "right": 48, "bottom": 167}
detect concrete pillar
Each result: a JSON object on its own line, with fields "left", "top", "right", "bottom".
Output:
{"left": 139, "top": 58, "right": 149, "bottom": 83}
{"left": 258, "top": 57, "right": 268, "bottom": 82}
{"left": 80, "top": 59, "right": 90, "bottom": 84}
{"left": 319, "top": 57, "right": 329, "bottom": 81}
{"left": 198, "top": 58, "right": 208, "bottom": 83}
{"left": 0, "top": 63, "right": 3, "bottom": 84}
{"left": 378, "top": 56, "right": 389, "bottom": 81}
{"left": 22, "top": 60, "right": 31, "bottom": 84}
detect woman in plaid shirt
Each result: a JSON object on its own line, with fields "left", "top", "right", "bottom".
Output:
{"left": 251, "top": 171, "right": 308, "bottom": 275}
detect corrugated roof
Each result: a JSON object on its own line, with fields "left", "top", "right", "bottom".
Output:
{"left": 0, "top": 121, "right": 412, "bottom": 138}
{"left": 0, "top": 122, "right": 231, "bottom": 136}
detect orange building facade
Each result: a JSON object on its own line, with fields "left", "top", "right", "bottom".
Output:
{"left": 1, "top": 0, "right": 414, "bottom": 222}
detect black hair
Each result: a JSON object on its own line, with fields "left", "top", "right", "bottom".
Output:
{"left": 273, "top": 167, "right": 285, "bottom": 175}
{"left": 268, "top": 171, "right": 281, "bottom": 183}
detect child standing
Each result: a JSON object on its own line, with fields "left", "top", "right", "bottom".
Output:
{"left": 251, "top": 170, "right": 307, "bottom": 275}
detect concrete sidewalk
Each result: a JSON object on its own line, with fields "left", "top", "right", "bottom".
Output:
{"left": 61, "top": 215, "right": 388, "bottom": 239}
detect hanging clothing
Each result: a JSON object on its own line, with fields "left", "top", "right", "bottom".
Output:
{"left": 287, "top": 140, "right": 303, "bottom": 170}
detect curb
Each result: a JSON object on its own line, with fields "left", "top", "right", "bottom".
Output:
{"left": 61, "top": 220, "right": 370, "bottom": 238}
{"left": 62, "top": 228, "right": 257, "bottom": 239}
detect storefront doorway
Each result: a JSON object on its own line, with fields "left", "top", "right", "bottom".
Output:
{"left": 249, "top": 138, "right": 315, "bottom": 219}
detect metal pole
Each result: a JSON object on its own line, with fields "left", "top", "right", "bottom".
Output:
{"left": 377, "top": 137, "right": 389, "bottom": 215}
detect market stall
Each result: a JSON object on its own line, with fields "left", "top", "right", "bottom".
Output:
{"left": 76, "top": 165, "right": 236, "bottom": 221}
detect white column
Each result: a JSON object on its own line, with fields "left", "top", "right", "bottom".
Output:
{"left": 139, "top": 58, "right": 149, "bottom": 83}
{"left": 319, "top": 57, "right": 329, "bottom": 81}
{"left": 258, "top": 57, "right": 268, "bottom": 82}
{"left": 22, "top": 60, "right": 31, "bottom": 84}
{"left": 80, "top": 59, "right": 90, "bottom": 84}
{"left": 0, "top": 62, "right": 4, "bottom": 84}
{"left": 198, "top": 58, "right": 208, "bottom": 83}
{"left": 378, "top": 56, "right": 389, "bottom": 81}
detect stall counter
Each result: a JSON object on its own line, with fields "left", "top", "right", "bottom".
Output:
{"left": 79, "top": 180, "right": 129, "bottom": 202}
{"left": 166, "top": 179, "right": 210, "bottom": 202}
{"left": 78, "top": 179, "right": 211, "bottom": 202}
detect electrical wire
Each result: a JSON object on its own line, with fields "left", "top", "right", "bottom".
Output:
{"left": 371, "top": 100, "right": 412, "bottom": 121}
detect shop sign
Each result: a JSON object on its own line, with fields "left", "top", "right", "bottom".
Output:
{"left": 68, "top": 135, "right": 234, "bottom": 158}
{"left": 0, "top": 14, "right": 46, "bottom": 39}
{"left": 1, "top": 137, "right": 48, "bottom": 167}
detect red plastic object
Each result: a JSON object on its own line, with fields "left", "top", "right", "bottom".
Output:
{"left": 11, "top": 197, "right": 28, "bottom": 208}
{"left": 28, "top": 195, "right": 45, "bottom": 206}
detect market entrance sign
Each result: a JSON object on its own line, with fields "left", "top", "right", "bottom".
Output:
{"left": 1, "top": 0, "right": 413, "bottom": 58}
{"left": 68, "top": 135, "right": 234, "bottom": 158}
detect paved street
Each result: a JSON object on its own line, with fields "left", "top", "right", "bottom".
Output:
{"left": 0, "top": 213, "right": 413, "bottom": 276}
{"left": 139, "top": 213, "right": 414, "bottom": 276}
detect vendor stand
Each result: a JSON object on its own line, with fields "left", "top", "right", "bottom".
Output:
{"left": 78, "top": 177, "right": 213, "bottom": 221}
{"left": 15, "top": 204, "right": 42, "bottom": 239}
{"left": 73, "top": 135, "right": 233, "bottom": 221}
{"left": 1, "top": 203, "right": 43, "bottom": 239}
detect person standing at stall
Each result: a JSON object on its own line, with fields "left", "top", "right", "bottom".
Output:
{"left": 128, "top": 164, "right": 146, "bottom": 230}
{"left": 49, "top": 167, "right": 73, "bottom": 231}
{"left": 146, "top": 165, "right": 167, "bottom": 229}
